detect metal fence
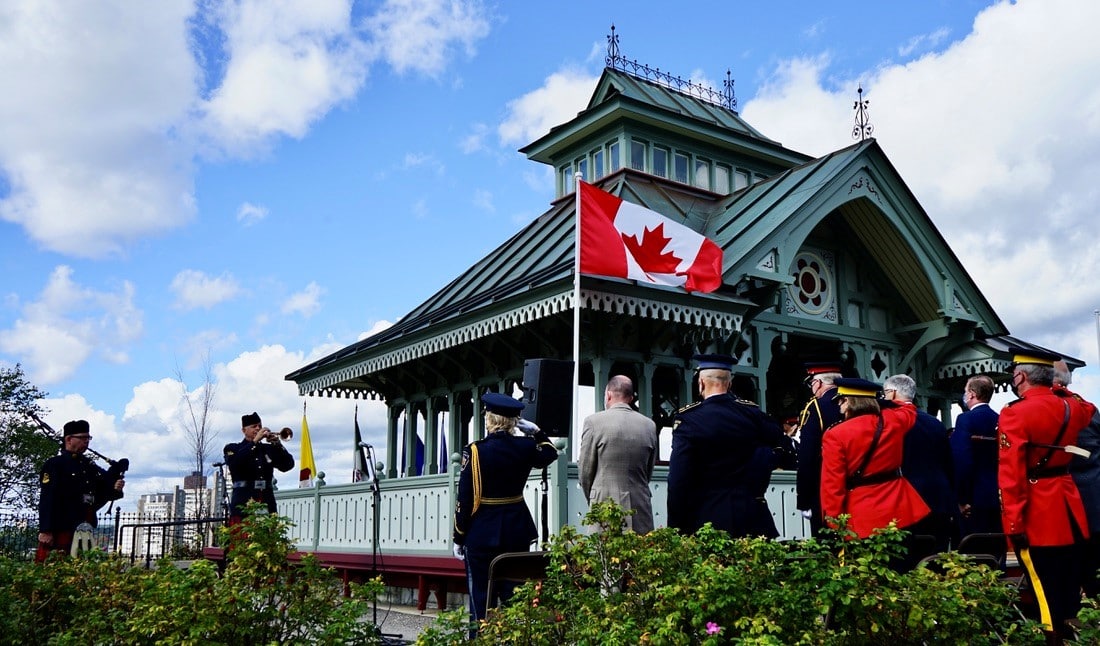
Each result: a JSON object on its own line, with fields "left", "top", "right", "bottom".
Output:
{"left": 0, "top": 509, "right": 226, "bottom": 563}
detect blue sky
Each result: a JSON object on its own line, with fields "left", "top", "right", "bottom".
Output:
{"left": 2, "top": 0, "right": 1099, "bottom": 510}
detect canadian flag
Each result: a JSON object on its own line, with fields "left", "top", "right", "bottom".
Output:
{"left": 579, "top": 181, "right": 723, "bottom": 293}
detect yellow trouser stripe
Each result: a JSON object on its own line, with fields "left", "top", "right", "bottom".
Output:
{"left": 471, "top": 444, "right": 482, "bottom": 516}
{"left": 1019, "top": 547, "right": 1053, "bottom": 631}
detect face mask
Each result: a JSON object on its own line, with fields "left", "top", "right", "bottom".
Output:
{"left": 1010, "top": 373, "right": 1023, "bottom": 397}
{"left": 959, "top": 393, "right": 970, "bottom": 411}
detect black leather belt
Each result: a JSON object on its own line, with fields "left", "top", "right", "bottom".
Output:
{"left": 847, "top": 468, "right": 902, "bottom": 490}
{"left": 1027, "top": 466, "right": 1068, "bottom": 480}
{"left": 232, "top": 480, "right": 268, "bottom": 490}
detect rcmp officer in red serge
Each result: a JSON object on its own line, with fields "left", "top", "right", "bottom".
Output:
{"left": 452, "top": 392, "right": 558, "bottom": 634}
{"left": 999, "top": 351, "right": 1096, "bottom": 643}
{"left": 36, "top": 420, "right": 125, "bottom": 562}
{"left": 667, "top": 354, "right": 794, "bottom": 538}
{"left": 223, "top": 412, "right": 294, "bottom": 524}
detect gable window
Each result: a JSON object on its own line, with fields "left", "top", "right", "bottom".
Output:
{"left": 609, "top": 141, "right": 621, "bottom": 172}
{"left": 592, "top": 148, "right": 605, "bottom": 179}
{"left": 694, "top": 158, "right": 711, "bottom": 190}
{"left": 653, "top": 146, "right": 669, "bottom": 178}
{"left": 630, "top": 139, "right": 647, "bottom": 171}
{"left": 674, "top": 152, "right": 689, "bottom": 184}
{"left": 576, "top": 156, "right": 588, "bottom": 183}
{"left": 560, "top": 165, "right": 573, "bottom": 193}
{"left": 715, "top": 164, "right": 731, "bottom": 194}
{"left": 734, "top": 170, "right": 750, "bottom": 191}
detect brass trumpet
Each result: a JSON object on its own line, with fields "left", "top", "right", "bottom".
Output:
{"left": 262, "top": 427, "right": 294, "bottom": 442}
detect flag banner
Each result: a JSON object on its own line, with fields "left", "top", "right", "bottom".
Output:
{"left": 299, "top": 407, "right": 317, "bottom": 487}
{"left": 579, "top": 181, "right": 723, "bottom": 293}
{"left": 353, "top": 408, "right": 367, "bottom": 482}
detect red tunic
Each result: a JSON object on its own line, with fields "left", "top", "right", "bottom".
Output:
{"left": 998, "top": 386, "right": 1095, "bottom": 546}
{"left": 821, "top": 405, "right": 930, "bottom": 538}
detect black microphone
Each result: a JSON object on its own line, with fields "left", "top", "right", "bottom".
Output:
{"left": 359, "top": 442, "right": 372, "bottom": 448}
{"left": 212, "top": 462, "right": 224, "bottom": 468}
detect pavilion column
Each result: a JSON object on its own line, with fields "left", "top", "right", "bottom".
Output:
{"left": 425, "top": 396, "right": 443, "bottom": 475}
{"left": 590, "top": 356, "right": 608, "bottom": 413}
{"left": 638, "top": 362, "right": 656, "bottom": 418}
{"left": 448, "top": 394, "right": 463, "bottom": 467}
{"left": 404, "top": 401, "right": 420, "bottom": 476}
{"left": 386, "top": 405, "right": 400, "bottom": 479}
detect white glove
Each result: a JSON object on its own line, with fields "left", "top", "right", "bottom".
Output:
{"left": 452, "top": 543, "right": 465, "bottom": 560}
{"left": 515, "top": 418, "right": 541, "bottom": 435}
{"left": 800, "top": 509, "right": 812, "bottom": 520}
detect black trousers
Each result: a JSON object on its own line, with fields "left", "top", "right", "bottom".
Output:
{"left": 1018, "top": 541, "right": 1086, "bottom": 637}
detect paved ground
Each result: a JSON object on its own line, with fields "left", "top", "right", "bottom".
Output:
{"left": 371, "top": 603, "right": 443, "bottom": 644}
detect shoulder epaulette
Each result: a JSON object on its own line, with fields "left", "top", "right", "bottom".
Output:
{"left": 676, "top": 400, "right": 702, "bottom": 415}
{"left": 1004, "top": 397, "right": 1024, "bottom": 408}
{"left": 735, "top": 397, "right": 759, "bottom": 407}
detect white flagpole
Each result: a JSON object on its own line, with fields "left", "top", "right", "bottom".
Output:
{"left": 573, "top": 173, "right": 583, "bottom": 446}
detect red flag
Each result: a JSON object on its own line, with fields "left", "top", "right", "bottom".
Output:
{"left": 579, "top": 181, "right": 723, "bottom": 293}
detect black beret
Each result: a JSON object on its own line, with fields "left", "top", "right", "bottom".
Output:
{"left": 242, "top": 412, "right": 261, "bottom": 427}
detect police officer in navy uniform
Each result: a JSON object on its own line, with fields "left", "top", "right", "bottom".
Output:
{"left": 223, "top": 412, "right": 294, "bottom": 524}
{"left": 452, "top": 392, "right": 558, "bottom": 634}
{"left": 796, "top": 362, "right": 844, "bottom": 536}
{"left": 667, "top": 354, "right": 793, "bottom": 537}
{"left": 37, "top": 420, "right": 125, "bottom": 562}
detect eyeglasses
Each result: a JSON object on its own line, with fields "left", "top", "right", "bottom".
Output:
{"left": 882, "top": 388, "right": 896, "bottom": 394}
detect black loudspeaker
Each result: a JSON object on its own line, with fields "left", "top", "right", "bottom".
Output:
{"left": 520, "top": 358, "right": 574, "bottom": 437}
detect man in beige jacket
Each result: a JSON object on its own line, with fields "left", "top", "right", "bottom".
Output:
{"left": 579, "top": 375, "right": 658, "bottom": 532}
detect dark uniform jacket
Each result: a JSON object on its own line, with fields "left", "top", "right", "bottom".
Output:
{"left": 796, "top": 388, "right": 843, "bottom": 515}
{"left": 902, "top": 408, "right": 957, "bottom": 519}
{"left": 453, "top": 429, "right": 558, "bottom": 548}
{"left": 1068, "top": 392, "right": 1100, "bottom": 532}
{"left": 950, "top": 403, "right": 1000, "bottom": 513}
{"left": 999, "top": 386, "right": 1096, "bottom": 546}
{"left": 39, "top": 450, "right": 123, "bottom": 532}
{"left": 223, "top": 439, "right": 294, "bottom": 516}
{"left": 667, "top": 393, "right": 792, "bottom": 537}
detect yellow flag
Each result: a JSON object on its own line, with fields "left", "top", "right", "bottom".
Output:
{"left": 299, "top": 405, "right": 317, "bottom": 487}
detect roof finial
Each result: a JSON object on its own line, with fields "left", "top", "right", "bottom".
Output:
{"left": 723, "top": 69, "right": 737, "bottom": 111}
{"left": 606, "top": 24, "right": 620, "bottom": 67}
{"left": 852, "top": 84, "right": 873, "bottom": 141}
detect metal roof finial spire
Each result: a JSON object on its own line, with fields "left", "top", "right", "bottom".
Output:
{"left": 723, "top": 69, "right": 737, "bottom": 111}
{"left": 852, "top": 84, "right": 874, "bottom": 141}
{"left": 606, "top": 24, "right": 620, "bottom": 66}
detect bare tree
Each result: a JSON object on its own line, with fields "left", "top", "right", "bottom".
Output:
{"left": 176, "top": 353, "right": 219, "bottom": 521}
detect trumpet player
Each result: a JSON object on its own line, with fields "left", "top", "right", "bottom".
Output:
{"left": 223, "top": 412, "right": 294, "bottom": 524}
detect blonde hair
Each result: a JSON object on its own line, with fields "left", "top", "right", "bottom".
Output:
{"left": 485, "top": 411, "right": 516, "bottom": 434}
{"left": 843, "top": 395, "right": 881, "bottom": 419}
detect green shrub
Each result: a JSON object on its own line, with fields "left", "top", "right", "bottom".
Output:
{"left": 0, "top": 503, "right": 382, "bottom": 645}
{"left": 420, "top": 502, "right": 1047, "bottom": 645}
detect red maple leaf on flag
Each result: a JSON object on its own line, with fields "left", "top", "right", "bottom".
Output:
{"left": 622, "top": 224, "right": 682, "bottom": 274}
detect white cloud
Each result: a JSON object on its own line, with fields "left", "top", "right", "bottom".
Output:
{"left": 236, "top": 202, "right": 269, "bottom": 226}
{"left": 170, "top": 269, "right": 241, "bottom": 311}
{"left": 897, "top": 26, "right": 952, "bottom": 57}
{"left": 0, "top": 0, "right": 492, "bottom": 257}
{"left": 498, "top": 68, "right": 597, "bottom": 147}
{"left": 0, "top": 266, "right": 142, "bottom": 384}
{"left": 0, "top": 1, "right": 198, "bottom": 258}
{"left": 362, "top": 0, "right": 491, "bottom": 76}
{"left": 742, "top": 0, "right": 1100, "bottom": 362}
{"left": 198, "top": 0, "right": 371, "bottom": 155}
{"left": 281, "top": 281, "right": 325, "bottom": 318}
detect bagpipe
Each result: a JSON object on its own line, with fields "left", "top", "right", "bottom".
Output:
{"left": 28, "top": 411, "right": 131, "bottom": 487}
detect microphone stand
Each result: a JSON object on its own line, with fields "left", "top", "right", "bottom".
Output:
{"left": 362, "top": 444, "right": 402, "bottom": 643}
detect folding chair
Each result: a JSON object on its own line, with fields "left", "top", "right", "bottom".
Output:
{"left": 485, "top": 551, "right": 551, "bottom": 609}
{"left": 956, "top": 532, "right": 1008, "bottom": 570}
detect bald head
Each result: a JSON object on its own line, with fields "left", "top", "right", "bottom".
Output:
{"left": 605, "top": 375, "right": 635, "bottom": 404}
